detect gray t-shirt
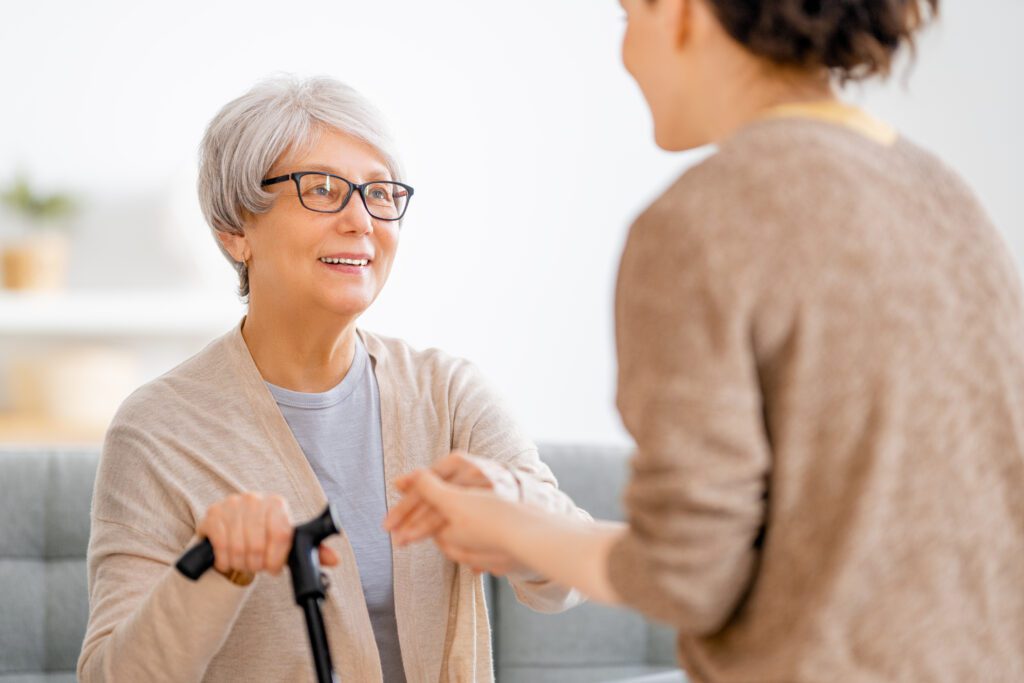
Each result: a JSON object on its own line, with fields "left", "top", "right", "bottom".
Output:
{"left": 266, "top": 339, "right": 406, "bottom": 683}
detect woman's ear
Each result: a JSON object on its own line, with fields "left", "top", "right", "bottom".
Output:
{"left": 681, "top": 0, "right": 725, "bottom": 50}
{"left": 216, "top": 229, "right": 250, "bottom": 264}
{"left": 657, "top": 0, "right": 692, "bottom": 49}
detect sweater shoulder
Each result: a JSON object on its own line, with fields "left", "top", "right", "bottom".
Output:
{"left": 358, "top": 330, "right": 482, "bottom": 396}
{"left": 108, "top": 328, "right": 238, "bottom": 434}
{"left": 635, "top": 118, "right": 988, "bottom": 259}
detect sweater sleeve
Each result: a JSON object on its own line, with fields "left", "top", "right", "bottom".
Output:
{"left": 77, "top": 422, "right": 253, "bottom": 682}
{"left": 606, "top": 199, "right": 771, "bottom": 636}
{"left": 449, "top": 360, "right": 591, "bottom": 614}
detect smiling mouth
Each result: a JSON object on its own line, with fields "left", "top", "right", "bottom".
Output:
{"left": 319, "top": 257, "right": 370, "bottom": 266}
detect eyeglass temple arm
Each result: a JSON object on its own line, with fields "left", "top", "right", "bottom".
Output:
{"left": 260, "top": 174, "right": 293, "bottom": 187}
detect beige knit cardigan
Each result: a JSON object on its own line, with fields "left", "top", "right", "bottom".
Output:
{"left": 79, "top": 324, "right": 585, "bottom": 682}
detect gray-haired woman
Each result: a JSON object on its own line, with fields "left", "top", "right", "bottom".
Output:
{"left": 78, "top": 76, "right": 587, "bottom": 683}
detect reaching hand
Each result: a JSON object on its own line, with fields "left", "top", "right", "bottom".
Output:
{"left": 391, "top": 468, "right": 525, "bottom": 573}
{"left": 385, "top": 454, "right": 535, "bottom": 576}
{"left": 384, "top": 450, "right": 518, "bottom": 545}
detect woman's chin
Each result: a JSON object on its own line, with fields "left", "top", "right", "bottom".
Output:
{"left": 315, "top": 291, "right": 375, "bottom": 320}
{"left": 654, "top": 124, "right": 708, "bottom": 152}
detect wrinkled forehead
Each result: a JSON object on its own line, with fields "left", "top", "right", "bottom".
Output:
{"left": 271, "top": 123, "right": 394, "bottom": 182}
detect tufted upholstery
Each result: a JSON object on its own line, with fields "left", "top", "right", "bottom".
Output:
{"left": 0, "top": 449, "right": 93, "bottom": 682}
{"left": 490, "top": 445, "right": 682, "bottom": 683}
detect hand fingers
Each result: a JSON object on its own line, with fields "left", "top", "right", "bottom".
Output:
{"left": 227, "top": 496, "right": 248, "bottom": 571}
{"left": 264, "top": 496, "right": 292, "bottom": 575}
{"left": 386, "top": 500, "right": 427, "bottom": 538}
{"left": 395, "top": 472, "right": 415, "bottom": 491}
{"left": 204, "top": 514, "right": 231, "bottom": 575}
{"left": 389, "top": 452, "right": 491, "bottom": 534}
{"left": 439, "top": 452, "right": 518, "bottom": 498}
{"left": 395, "top": 452, "right": 474, "bottom": 493}
{"left": 446, "top": 464, "right": 490, "bottom": 488}
{"left": 434, "top": 451, "right": 493, "bottom": 489}
{"left": 431, "top": 451, "right": 467, "bottom": 479}
{"left": 436, "top": 537, "right": 514, "bottom": 575}
{"left": 318, "top": 545, "right": 340, "bottom": 566}
{"left": 242, "top": 493, "right": 266, "bottom": 573}
{"left": 389, "top": 457, "right": 483, "bottom": 532}
{"left": 407, "top": 469, "right": 456, "bottom": 509}
{"left": 394, "top": 507, "right": 447, "bottom": 547}
{"left": 435, "top": 526, "right": 517, "bottom": 575}
{"left": 198, "top": 493, "right": 295, "bottom": 577}
{"left": 383, "top": 490, "right": 425, "bottom": 532}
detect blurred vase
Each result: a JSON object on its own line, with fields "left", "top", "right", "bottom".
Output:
{"left": 1, "top": 231, "right": 70, "bottom": 290}
{"left": 9, "top": 347, "right": 138, "bottom": 430}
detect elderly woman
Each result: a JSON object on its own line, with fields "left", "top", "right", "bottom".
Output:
{"left": 77, "top": 76, "right": 587, "bottom": 683}
{"left": 391, "top": 0, "right": 1024, "bottom": 681}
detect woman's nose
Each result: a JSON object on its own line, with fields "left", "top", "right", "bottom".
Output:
{"left": 335, "top": 195, "right": 374, "bottom": 235}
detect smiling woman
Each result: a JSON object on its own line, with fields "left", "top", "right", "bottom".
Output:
{"left": 77, "top": 76, "right": 590, "bottom": 683}
{"left": 216, "top": 126, "right": 404, "bottom": 339}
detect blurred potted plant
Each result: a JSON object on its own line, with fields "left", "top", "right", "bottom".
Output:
{"left": 0, "top": 174, "right": 76, "bottom": 290}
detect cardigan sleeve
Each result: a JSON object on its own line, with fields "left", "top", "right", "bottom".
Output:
{"left": 77, "top": 421, "right": 253, "bottom": 682}
{"left": 448, "top": 360, "right": 591, "bottom": 614}
{"left": 605, "top": 199, "right": 772, "bottom": 635}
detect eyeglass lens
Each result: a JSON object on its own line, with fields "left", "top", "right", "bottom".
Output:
{"left": 296, "top": 173, "right": 409, "bottom": 219}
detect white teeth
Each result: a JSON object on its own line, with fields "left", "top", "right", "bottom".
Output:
{"left": 319, "top": 257, "right": 369, "bottom": 266}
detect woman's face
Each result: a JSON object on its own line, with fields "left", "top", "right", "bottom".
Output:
{"left": 620, "top": 0, "right": 727, "bottom": 151}
{"left": 620, "top": 0, "right": 685, "bottom": 148}
{"left": 242, "top": 128, "right": 400, "bottom": 320}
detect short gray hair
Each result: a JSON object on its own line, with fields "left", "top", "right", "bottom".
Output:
{"left": 198, "top": 75, "right": 405, "bottom": 299}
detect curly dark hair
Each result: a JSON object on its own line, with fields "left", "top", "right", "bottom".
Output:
{"left": 703, "top": 0, "right": 939, "bottom": 81}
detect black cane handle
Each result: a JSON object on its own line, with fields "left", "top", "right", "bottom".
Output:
{"left": 174, "top": 505, "right": 342, "bottom": 683}
{"left": 175, "top": 505, "right": 340, "bottom": 582}
{"left": 176, "top": 538, "right": 215, "bottom": 580}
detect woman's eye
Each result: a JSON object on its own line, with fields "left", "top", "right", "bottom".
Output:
{"left": 310, "top": 185, "right": 330, "bottom": 196}
{"left": 368, "top": 187, "right": 391, "bottom": 202}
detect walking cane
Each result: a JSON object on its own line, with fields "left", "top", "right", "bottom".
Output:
{"left": 175, "top": 505, "right": 342, "bottom": 683}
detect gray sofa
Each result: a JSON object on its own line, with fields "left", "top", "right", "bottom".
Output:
{"left": 0, "top": 445, "right": 685, "bottom": 683}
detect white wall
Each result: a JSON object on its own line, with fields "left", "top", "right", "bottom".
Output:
{"left": 1, "top": 0, "right": 1020, "bottom": 445}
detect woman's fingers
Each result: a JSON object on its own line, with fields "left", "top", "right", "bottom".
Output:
{"left": 197, "top": 492, "right": 297, "bottom": 578}
{"left": 435, "top": 451, "right": 493, "bottom": 489}
{"left": 394, "top": 505, "right": 447, "bottom": 547}
{"left": 383, "top": 490, "right": 425, "bottom": 532}
{"left": 203, "top": 514, "right": 231, "bottom": 574}
{"left": 227, "top": 496, "right": 248, "bottom": 571}
{"left": 265, "top": 496, "right": 292, "bottom": 575}
{"left": 446, "top": 464, "right": 490, "bottom": 488}
{"left": 243, "top": 493, "right": 266, "bottom": 573}
{"left": 387, "top": 451, "right": 504, "bottom": 536}
{"left": 387, "top": 454, "right": 483, "bottom": 531}
{"left": 404, "top": 470, "right": 458, "bottom": 515}
{"left": 394, "top": 472, "right": 415, "bottom": 492}
{"left": 436, "top": 536, "right": 514, "bottom": 575}
{"left": 318, "top": 545, "right": 340, "bottom": 566}
{"left": 431, "top": 451, "right": 466, "bottom": 479}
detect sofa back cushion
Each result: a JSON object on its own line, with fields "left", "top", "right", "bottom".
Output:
{"left": 0, "top": 450, "right": 95, "bottom": 675}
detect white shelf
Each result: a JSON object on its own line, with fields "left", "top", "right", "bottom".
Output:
{"left": 0, "top": 289, "right": 246, "bottom": 337}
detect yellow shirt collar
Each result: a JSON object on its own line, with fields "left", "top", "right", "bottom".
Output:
{"left": 760, "top": 100, "right": 898, "bottom": 147}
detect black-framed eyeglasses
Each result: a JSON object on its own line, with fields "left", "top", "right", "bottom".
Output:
{"left": 261, "top": 172, "right": 414, "bottom": 221}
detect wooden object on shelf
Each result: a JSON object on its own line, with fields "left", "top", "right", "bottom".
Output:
{"left": 0, "top": 411, "right": 106, "bottom": 445}
{"left": 1, "top": 233, "right": 70, "bottom": 290}
{"left": 9, "top": 348, "right": 138, "bottom": 431}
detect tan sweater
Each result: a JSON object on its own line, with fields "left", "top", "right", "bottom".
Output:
{"left": 606, "top": 112, "right": 1024, "bottom": 682}
{"left": 79, "top": 325, "right": 586, "bottom": 682}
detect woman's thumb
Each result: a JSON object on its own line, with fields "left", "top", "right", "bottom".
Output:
{"left": 409, "top": 469, "right": 452, "bottom": 509}
{"left": 318, "top": 544, "right": 340, "bottom": 567}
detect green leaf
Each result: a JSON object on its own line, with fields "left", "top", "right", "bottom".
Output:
{"left": 1, "top": 175, "right": 77, "bottom": 224}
